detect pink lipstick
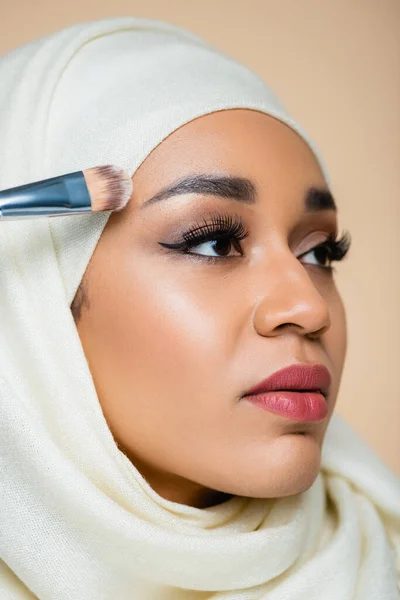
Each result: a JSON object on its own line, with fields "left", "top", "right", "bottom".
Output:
{"left": 242, "top": 364, "right": 331, "bottom": 422}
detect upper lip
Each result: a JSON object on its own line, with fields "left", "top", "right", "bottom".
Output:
{"left": 243, "top": 363, "right": 332, "bottom": 398}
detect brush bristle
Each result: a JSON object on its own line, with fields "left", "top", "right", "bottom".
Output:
{"left": 83, "top": 165, "right": 133, "bottom": 213}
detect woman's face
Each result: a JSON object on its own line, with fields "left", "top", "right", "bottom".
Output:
{"left": 74, "top": 109, "right": 348, "bottom": 508}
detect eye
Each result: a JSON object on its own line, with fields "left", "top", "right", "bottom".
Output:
{"left": 187, "top": 235, "right": 243, "bottom": 258}
{"left": 159, "top": 213, "right": 249, "bottom": 260}
{"left": 298, "top": 232, "right": 351, "bottom": 270}
{"left": 300, "top": 246, "right": 331, "bottom": 268}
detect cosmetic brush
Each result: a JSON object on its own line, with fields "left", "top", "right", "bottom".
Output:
{"left": 0, "top": 165, "right": 132, "bottom": 220}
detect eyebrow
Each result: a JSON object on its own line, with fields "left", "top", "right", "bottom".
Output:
{"left": 140, "top": 174, "right": 337, "bottom": 212}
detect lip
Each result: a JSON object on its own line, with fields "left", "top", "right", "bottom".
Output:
{"left": 241, "top": 364, "right": 332, "bottom": 423}
{"left": 243, "top": 391, "right": 328, "bottom": 422}
{"left": 243, "top": 363, "right": 332, "bottom": 399}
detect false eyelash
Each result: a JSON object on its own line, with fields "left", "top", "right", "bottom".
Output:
{"left": 310, "top": 230, "right": 352, "bottom": 265}
{"left": 159, "top": 213, "right": 352, "bottom": 267}
{"left": 159, "top": 213, "right": 249, "bottom": 252}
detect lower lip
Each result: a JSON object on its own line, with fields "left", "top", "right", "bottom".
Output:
{"left": 243, "top": 391, "right": 328, "bottom": 422}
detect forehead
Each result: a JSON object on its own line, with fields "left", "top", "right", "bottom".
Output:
{"left": 131, "top": 109, "right": 327, "bottom": 212}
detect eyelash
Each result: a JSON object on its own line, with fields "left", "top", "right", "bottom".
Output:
{"left": 159, "top": 213, "right": 351, "bottom": 270}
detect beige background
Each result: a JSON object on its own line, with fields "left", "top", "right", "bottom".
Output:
{"left": 1, "top": 0, "right": 399, "bottom": 475}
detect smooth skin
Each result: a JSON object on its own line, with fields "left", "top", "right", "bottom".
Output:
{"left": 72, "top": 109, "right": 348, "bottom": 509}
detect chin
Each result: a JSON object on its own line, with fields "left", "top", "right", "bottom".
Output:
{"left": 214, "top": 432, "right": 322, "bottom": 499}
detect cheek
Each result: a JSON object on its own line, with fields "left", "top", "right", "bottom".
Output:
{"left": 81, "top": 257, "right": 236, "bottom": 422}
{"left": 330, "top": 291, "right": 347, "bottom": 365}
{"left": 324, "top": 288, "right": 347, "bottom": 402}
{"left": 77, "top": 255, "right": 249, "bottom": 478}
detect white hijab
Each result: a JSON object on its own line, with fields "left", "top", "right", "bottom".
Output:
{"left": 0, "top": 17, "right": 399, "bottom": 600}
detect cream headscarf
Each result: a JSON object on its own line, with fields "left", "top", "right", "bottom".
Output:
{"left": 0, "top": 17, "right": 399, "bottom": 600}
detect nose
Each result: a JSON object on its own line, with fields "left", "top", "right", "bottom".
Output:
{"left": 252, "top": 252, "right": 331, "bottom": 340}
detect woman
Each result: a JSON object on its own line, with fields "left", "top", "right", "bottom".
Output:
{"left": 0, "top": 16, "right": 399, "bottom": 600}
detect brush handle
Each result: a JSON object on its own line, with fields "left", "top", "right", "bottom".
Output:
{"left": 0, "top": 171, "right": 91, "bottom": 220}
